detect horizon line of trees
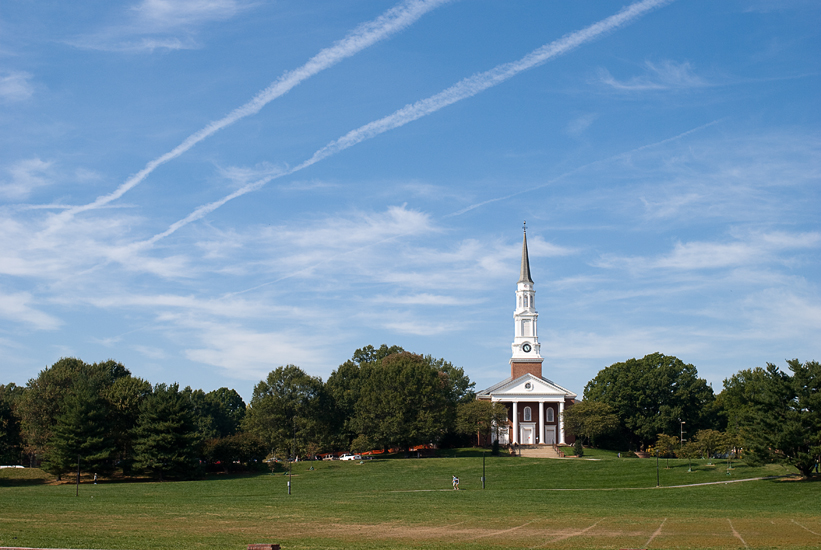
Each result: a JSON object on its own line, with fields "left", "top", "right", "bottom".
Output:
{"left": 0, "top": 345, "right": 492, "bottom": 480}
{"left": 1, "top": 349, "right": 818, "bottom": 479}
{"left": 561, "top": 353, "right": 820, "bottom": 478}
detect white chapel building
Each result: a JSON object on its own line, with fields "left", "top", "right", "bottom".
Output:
{"left": 476, "top": 227, "right": 576, "bottom": 446}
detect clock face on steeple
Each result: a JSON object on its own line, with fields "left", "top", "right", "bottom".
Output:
{"left": 522, "top": 343, "right": 532, "bottom": 353}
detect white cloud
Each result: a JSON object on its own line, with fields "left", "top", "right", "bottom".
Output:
{"left": 381, "top": 318, "right": 456, "bottom": 336}
{"left": 84, "top": 292, "right": 281, "bottom": 320}
{"left": 132, "top": 344, "right": 167, "bottom": 360}
{"left": 598, "top": 60, "right": 707, "bottom": 91}
{"left": 0, "top": 71, "right": 35, "bottom": 103}
{"left": 68, "top": 0, "right": 249, "bottom": 52}
{"left": 0, "top": 159, "right": 53, "bottom": 199}
{"left": 373, "top": 293, "right": 480, "bottom": 306}
{"left": 184, "top": 321, "right": 328, "bottom": 380}
{"left": 131, "top": 0, "right": 241, "bottom": 29}
{"left": 596, "top": 231, "right": 820, "bottom": 272}
{"left": 566, "top": 113, "right": 598, "bottom": 137}
{"left": 0, "top": 290, "right": 61, "bottom": 330}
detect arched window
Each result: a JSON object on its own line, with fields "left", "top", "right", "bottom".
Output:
{"left": 546, "top": 407, "right": 555, "bottom": 423}
{"left": 523, "top": 406, "right": 532, "bottom": 422}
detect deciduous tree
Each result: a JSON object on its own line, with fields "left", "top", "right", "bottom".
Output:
{"left": 243, "top": 365, "right": 327, "bottom": 458}
{"left": 17, "top": 358, "right": 129, "bottom": 465}
{"left": 561, "top": 401, "right": 619, "bottom": 447}
{"left": 584, "top": 353, "right": 715, "bottom": 449}
{"left": 456, "top": 400, "right": 508, "bottom": 446}
{"left": 352, "top": 352, "right": 450, "bottom": 453}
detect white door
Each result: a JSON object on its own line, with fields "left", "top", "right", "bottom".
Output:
{"left": 520, "top": 426, "right": 534, "bottom": 445}
{"left": 545, "top": 426, "right": 556, "bottom": 445}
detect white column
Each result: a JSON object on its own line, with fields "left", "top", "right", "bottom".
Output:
{"left": 558, "top": 400, "right": 566, "bottom": 445}
{"left": 538, "top": 401, "right": 545, "bottom": 444}
{"left": 512, "top": 401, "right": 518, "bottom": 444}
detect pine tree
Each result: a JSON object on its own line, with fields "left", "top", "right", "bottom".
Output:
{"left": 132, "top": 383, "right": 201, "bottom": 480}
{"left": 42, "top": 375, "right": 115, "bottom": 478}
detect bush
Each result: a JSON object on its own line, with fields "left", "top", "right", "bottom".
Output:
{"left": 574, "top": 438, "right": 584, "bottom": 457}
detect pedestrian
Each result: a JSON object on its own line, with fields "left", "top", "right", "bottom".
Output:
{"left": 452, "top": 475, "right": 459, "bottom": 490}
{"left": 93, "top": 473, "right": 97, "bottom": 484}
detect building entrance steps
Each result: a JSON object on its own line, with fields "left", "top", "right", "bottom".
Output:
{"left": 517, "top": 444, "right": 565, "bottom": 459}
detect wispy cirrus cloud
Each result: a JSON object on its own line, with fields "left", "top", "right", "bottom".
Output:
{"left": 143, "top": 0, "right": 674, "bottom": 244}
{"left": 62, "top": 0, "right": 452, "bottom": 220}
{"left": 598, "top": 60, "right": 707, "bottom": 91}
{"left": 132, "top": 0, "right": 241, "bottom": 29}
{"left": 0, "top": 158, "right": 53, "bottom": 200}
{"left": 0, "top": 71, "right": 35, "bottom": 103}
{"left": 68, "top": 0, "right": 248, "bottom": 52}
{"left": 0, "top": 290, "right": 61, "bottom": 330}
{"left": 596, "top": 230, "right": 820, "bottom": 272}
{"left": 566, "top": 112, "right": 599, "bottom": 137}
{"left": 183, "top": 320, "right": 332, "bottom": 380}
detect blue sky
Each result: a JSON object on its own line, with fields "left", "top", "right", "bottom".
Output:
{"left": 1, "top": 0, "right": 819, "bottom": 402}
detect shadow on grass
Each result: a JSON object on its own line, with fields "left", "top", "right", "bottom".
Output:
{"left": 0, "top": 477, "right": 50, "bottom": 487}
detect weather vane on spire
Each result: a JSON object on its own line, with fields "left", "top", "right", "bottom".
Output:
{"left": 523, "top": 220, "right": 527, "bottom": 233}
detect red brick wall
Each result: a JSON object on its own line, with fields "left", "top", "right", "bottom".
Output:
{"left": 510, "top": 361, "right": 542, "bottom": 379}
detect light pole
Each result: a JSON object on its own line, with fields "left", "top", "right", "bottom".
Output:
{"left": 482, "top": 451, "right": 486, "bottom": 489}
{"left": 288, "top": 417, "right": 296, "bottom": 495}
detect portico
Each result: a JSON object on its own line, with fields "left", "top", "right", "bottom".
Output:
{"left": 478, "top": 372, "right": 574, "bottom": 445}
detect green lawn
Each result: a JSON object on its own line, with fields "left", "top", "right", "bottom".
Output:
{"left": 1, "top": 453, "right": 818, "bottom": 550}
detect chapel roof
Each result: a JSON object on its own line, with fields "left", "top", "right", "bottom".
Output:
{"left": 476, "top": 373, "right": 576, "bottom": 398}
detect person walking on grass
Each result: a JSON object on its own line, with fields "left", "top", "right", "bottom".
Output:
{"left": 452, "top": 475, "right": 459, "bottom": 490}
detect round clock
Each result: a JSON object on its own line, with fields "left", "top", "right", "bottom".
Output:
{"left": 522, "top": 343, "right": 532, "bottom": 353}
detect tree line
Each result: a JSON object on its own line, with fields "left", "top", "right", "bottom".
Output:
{"left": 0, "top": 345, "right": 494, "bottom": 480}
{"left": 562, "top": 353, "right": 820, "bottom": 478}
{"left": 1, "top": 348, "right": 817, "bottom": 479}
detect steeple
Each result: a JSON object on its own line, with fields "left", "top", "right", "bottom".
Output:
{"left": 510, "top": 223, "right": 543, "bottom": 379}
{"left": 519, "top": 224, "right": 533, "bottom": 284}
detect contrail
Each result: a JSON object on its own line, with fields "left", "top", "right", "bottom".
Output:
{"left": 446, "top": 118, "right": 725, "bottom": 217}
{"left": 58, "top": 0, "right": 453, "bottom": 220}
{"left": 143, "top": 0, "right": 675, "bottom": 245}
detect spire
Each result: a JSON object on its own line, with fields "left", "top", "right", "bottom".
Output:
{"left": 518, "top": 222, "right": 533, "bottom": 284}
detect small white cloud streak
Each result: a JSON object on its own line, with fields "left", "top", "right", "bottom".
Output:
{"left": 61, "top": 0, "right": 452, "bottom": 220}
{"left": 598, "top": 59, "right": 707, "bottom": 91}
{"left": 566, "top": 112, "right": 598, "bottom": 137}
{"left": 0, "top": 71, "right": 35, "bottom": 103}
{"left": 144, "top": 0, "right": 674, "bottom": 244}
